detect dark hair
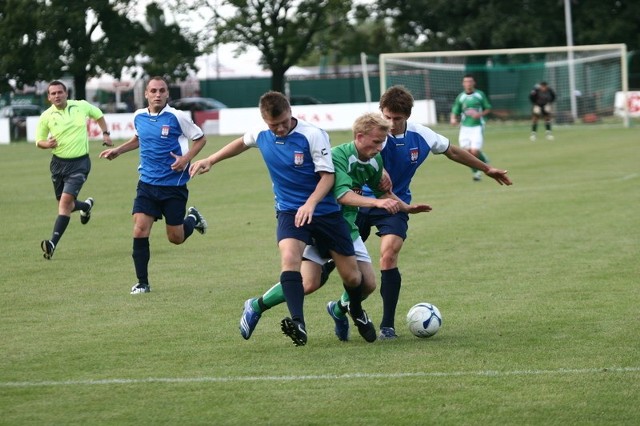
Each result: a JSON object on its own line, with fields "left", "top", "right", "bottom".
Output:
{"left": 379, "top": 85, "right": 414, "bottom": 117}
{"left": 147, "top": 76, "right": 169, "bottom": 88}
{"left": 259, "top": 91, "right": 291, "bottom": 118}
{"left": 47, "top": 80, "right": 67, "bottom": 93}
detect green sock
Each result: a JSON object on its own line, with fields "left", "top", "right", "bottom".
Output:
{"left": 252, "top": 282, "right": 285, "bottom": 313}
{"left": 331, "top": 292, "right": 350, "bottom": 318}
{"left": 478, "top": 150, "right": 489, "bottom": 164}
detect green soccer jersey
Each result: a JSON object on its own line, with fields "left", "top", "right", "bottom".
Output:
{"left": 36, "top": 100, "right": 104, "bottom": 158}
{"left": 332, "top": 141, "right": 386, "bottom": 241}
{"left": 451, "top": 89, "right": 492, "bottom": 127}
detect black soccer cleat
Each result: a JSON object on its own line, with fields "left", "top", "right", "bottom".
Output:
{"left": 352, "top": 310, "right": 377, "bottom": 343}
{"left": 80, "top": 197, "right": 94, "bottom": 225}
{"left": 41, "top": 240, "right": 55, "bottom": 260}
{"left": 281, "top": 317, "right": 307, "bottom": 347}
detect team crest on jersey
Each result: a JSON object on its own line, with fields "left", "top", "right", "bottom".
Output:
{"left": 161, "top": 125, "right": 170, "bottom": 137}
{"left": 294, "top": 151, "right": 304, "bottom": 166}
{"left": 410, "top": 147, "right": 419, "bottom": 163}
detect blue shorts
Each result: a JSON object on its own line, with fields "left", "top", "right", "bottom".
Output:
{"left": 132, "top": 181, "right": 188, "bottom": 226}
{"left": 356, "top": 207, "right": 409, "bottom": 242}
{"left": 276, "top": 211, "right": 355, "bottom": 257}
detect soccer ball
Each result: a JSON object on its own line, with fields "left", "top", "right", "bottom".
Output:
{"left": 406, "top": 303, "right": 442, "bottom": 338}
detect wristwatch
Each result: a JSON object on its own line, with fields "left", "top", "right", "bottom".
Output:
{"left": 103, "top": 131, "right": 111, "bottom": 136}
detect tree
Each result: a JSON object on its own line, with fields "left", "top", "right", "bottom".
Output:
{"left": 137, "top": 3, "right": 201, "bottom": 82}
{"left": 0, "top": 0, "right": 200, "bottom": 100}
{"left": 205, "top": 0, "right": 353, "bottom": 92}
{"left": 28, "top": 0, "right": 149, "bottom": 100}
{"left": 0, "top": 0, "right": 50, "bottom": 92}
{"left": 375, "top": 0, "right": 639, "bottom": 52}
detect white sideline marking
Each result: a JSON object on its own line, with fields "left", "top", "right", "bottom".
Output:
{"left": 1, "top": 367, "right": 639, "bottom": 388}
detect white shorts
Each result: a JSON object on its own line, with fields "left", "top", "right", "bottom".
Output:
{"left": 458, "top": 125, "right": 484, "bottom": 150}
{"left": 303, "top": 236, "right": 371, "bottom": 264}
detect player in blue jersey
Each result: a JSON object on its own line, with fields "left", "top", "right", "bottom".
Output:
{"left": 190, "top": 91, "right": 376, "bottom": 346}
{"left": 355, "top": 85, "right": 512, "bottom": 340}
{"left": 99, "top": 77, "right": 208, "bottom": 294}
{"left": 450, "top": 75, "right": 493, "bottom": 181}
{"left": 232, "top": 112, "right": 432, "bottom": 342}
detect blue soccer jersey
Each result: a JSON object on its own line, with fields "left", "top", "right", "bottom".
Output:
{"left": 243, "top": 118, "right": 340, "bottom": 215}
{"left": 134, "top": 105, "right": 204, "bottom": 186}
{"left": 365, "top": 122, "right": 450, "bottom": 204}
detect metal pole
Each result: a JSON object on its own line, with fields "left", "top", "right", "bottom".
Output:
{"left": 361, "top": 52, "right": 372, "bottom": 106}
{"left": 565, "top": 0, "right": 578, "bottom": 121}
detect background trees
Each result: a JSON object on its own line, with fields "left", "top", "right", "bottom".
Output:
{"left": 0, "top": 0, "right": 199, "bottom": 99}
{"left": 1, "top": 0, "right": 638, "bottom": 96}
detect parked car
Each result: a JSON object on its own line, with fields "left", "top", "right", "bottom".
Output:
{"left": 169, "top": 97, "right": 228, "bottom": 112}
{"left": 169, "top": 97, "right": 228, "bottom": 134}
{"left": 0, "top": 104, "right": 44, "bottom": 140}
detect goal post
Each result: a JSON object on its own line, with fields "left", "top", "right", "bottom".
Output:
{"left": 379, "top": 44, "right": 629, "bottom": 127}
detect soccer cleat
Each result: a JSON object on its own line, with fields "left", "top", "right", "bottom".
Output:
{"left": 472, "top": 171, "right": 482, "bottom": 182}
{"left": 546, "top": 131, "right": 554, "bottom": 141}
{"left": 280, "top": 317, "right": 307, "bottom": 346}
{"left": 326, "top": 301, "right": 349, "bottom": 341}
{"left": 80, "top": 197, "right": 94, "bottom": 225}
{"left": 379, "top": 327, "right": 398, "bottom": 340}
{"left": 41, "top": 240, "right": 55, "bottom": 260}
{"left": 351, "top": 309, "right": 377, "bottom": 343}
{"left": 130, "top": 283, "right": 151, "bottom": 294}
{"left": 240, "top": 298, "right": 261, "bottom": 340}
{"left": 529, "top": 132, "right": 537, "bottom": 142}
{"left": 187, "top": 206, "right": 208, "bottom": 235}
{"left": 319, "top": 259, "right": 336, "bottom": 286}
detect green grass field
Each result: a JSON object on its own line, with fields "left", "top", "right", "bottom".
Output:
{"left": 1, "top": 122, "right": 638, "bottom": 425}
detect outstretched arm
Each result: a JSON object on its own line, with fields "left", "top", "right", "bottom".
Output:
{"left": 99, "top": 135, "right": 139, "bottom": 160}
{"left": 189, "top": 137, "right": 250, "bottom": 177}
{"left": 443, "top": 145, "right": 512, "bottom": 186}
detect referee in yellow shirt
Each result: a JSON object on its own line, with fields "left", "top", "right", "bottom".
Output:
{"left": 35, "top": 80, "right": 112, "bottom": 259}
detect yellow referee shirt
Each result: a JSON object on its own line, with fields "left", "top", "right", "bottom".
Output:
{"left": 36, "top": 100, "right": 104, "bottom": 159}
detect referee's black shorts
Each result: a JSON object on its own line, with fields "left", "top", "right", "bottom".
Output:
{"left": 50, "top": 154, "right": 90, "bottom": 200}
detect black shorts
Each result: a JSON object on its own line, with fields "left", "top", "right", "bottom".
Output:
{"left": 356, "top": 207, "right": 409, "bottom": 242}
{"left": 132, "top": 181, "right": 189, "bottom": 226}
{"left": 50, "top": 154, "right": 90, "bottom": 200}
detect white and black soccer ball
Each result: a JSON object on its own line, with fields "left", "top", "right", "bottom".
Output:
{"left": 406, "top": 303, "right": 442, "bottom": 338}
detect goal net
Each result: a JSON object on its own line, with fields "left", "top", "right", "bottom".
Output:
{"left": 379, "top": 44, "right": 629, "bottom": 126}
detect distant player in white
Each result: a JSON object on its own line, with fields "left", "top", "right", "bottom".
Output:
{"left": 450, "top": 74, "right": 492, "bottom": 181}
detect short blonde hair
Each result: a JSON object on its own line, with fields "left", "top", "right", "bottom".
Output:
{"left": 352, "top": 112, "right": 392, "bottom": 139}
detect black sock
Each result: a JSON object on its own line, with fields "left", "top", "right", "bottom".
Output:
{"left": 380, "top": 268, "right": 402, "bottom": 328}
{"left": 183, "top": 215, "right": 195, "bottom": 239}
{"left": 73, "top": 200, "right": 89, "bottom": 213}
{"left": 280, "top": 271, "right": 304, "bottom": 323}
{"left": 532, "top": 123, "right": 538, "bottom": 132}
{"left": 344, "top": 279, "right": 364, "bottom": 318}
{"left": 51, "top": 215, "right": 70, "bottom": 246}
{"left": 132, "top": 237, "right": 150, "bottom": 285}
{"left": 546, "top": 122, "right": 552, "bottom": 132}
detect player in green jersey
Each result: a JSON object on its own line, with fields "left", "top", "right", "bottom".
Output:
{"left": 450, "top": 74, "right": 492, "bottom": 181}
{"left": 238, "top": 112, "right": 431, "bottom": 342}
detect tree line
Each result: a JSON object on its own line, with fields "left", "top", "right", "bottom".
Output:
{"left": 1, "top": 0, "right": 638, "bottom": 98}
